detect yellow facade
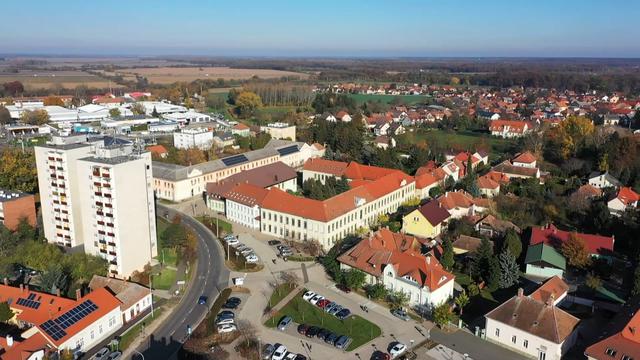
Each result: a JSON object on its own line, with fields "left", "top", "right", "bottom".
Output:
{"left": 401, "top": 209, "right": 442, "bottom": 238}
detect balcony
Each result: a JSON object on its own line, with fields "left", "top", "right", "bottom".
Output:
{"left": 109, "top": 260, "right": 117, "bottom": 265}
{"left": 95, "top": 201, "right": 103, "bottom": 207}
{"left": 97, "top": 221, "right": 105, "bottom": 225}
{"left": 108, "top": 251, "right": 117, "bottom": 256}
{"left": 105, "top": 213, "right": 113, "bottom": 218}
{"left": 94, "top": 192, "right": 102, "bottom": 197}
{"left": 57, "top": 176, "right": 64, "bottom": 180}
{"left": 105, "top": 203, "right": 112, "bottom": 208}
{"left": 102, "top": 173, "right": 110, "bottom": 178}
{"left": 99, "top": 249, "right": 107, "bottom": 254}
{"left": 107, "top": 241, "right": 116, "bottom": 247}
{"left": 106, "top": 223, "right": 114, "bottom": 228}
{"left": 98, "top": 230, "right": 106, "bottom": 235}
{"left": 93, "top": 182, "right": 102, "bottom": 187}
{"left": 107, "top": 232, "right": 115, "bottom": 237}
{"left": 98, "top": 239, "right": 106, "bottom": 244}
{"left": 103, "top": 183, "right": 111, "bottom": 188}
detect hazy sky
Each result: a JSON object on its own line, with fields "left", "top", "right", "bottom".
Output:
{"left": 1, "top": 0, "right": 638, "bottom": 57}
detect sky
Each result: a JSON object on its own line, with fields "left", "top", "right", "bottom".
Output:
{"left": 1, "top": 0, "right": 638, "bottom": 58}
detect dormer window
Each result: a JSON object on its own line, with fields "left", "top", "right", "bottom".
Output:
{"left": 605, "top": 348, "right": 617, "bottom": 357}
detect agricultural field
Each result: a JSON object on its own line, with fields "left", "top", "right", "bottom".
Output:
{"left": 0, "top": 69, "right": 121, "bottom": 90}
{"left": 115, "top": 66, "right": 310, "bottom": 84}
{"left": 398, "top": 128, "right": 518, "bottom": 157}
{"left": 346, "top": 93, "right": 430, "bottom": 105}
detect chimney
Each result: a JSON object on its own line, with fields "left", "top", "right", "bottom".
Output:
{"left": 76, "top": 289, "right": 82, "bottom": 300}
{"left": 6, "top": 335, "right": 13, "bottom": 348}
{"left": 56, "top": 288, "right": 61, "bottom": 297}
{"left": 19, "top": 284, "right": 24, "bottom": 292}
{"left": 25, "top": 284, "right": 29, "bottom": 292}
{"left": 425, "top": 254, "right": 431, "bottom": 265}
{"left": 517, "top": 288, "right": 524, "bottom": 298}
{"left": 3, "top": 278, "right": 7, "bottom": 286}
{"left": 546, "top": 294, "right": 555, "bottom": 307}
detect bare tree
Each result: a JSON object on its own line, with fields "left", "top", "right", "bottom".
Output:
{"left": 280, "top": 271, "right": 300, "bottom": 288}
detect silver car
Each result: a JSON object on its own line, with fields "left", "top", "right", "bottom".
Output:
{"left": 91, "top": 348, "right": 110, "bottom": 360}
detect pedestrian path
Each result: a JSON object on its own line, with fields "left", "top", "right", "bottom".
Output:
{"left": 260, "top": 285, "right": 303, "bottom": 323}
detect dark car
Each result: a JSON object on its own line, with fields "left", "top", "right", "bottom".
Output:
{"left": 334, "top": 335, "right": 352, "bottom": 350}
{"left": 336, "top": 284, "right": 352, "bottom": 293}
{"left": 268, "top": 240, "right": 282, "bottom": 246}
{"left": 370, "top": 351, "right": 391, "bottom": 360}
{"left": 297, "top": 324, "right": 310, "bottom": 335}
{"left": 222, "top": 297, "right": 241, "bottom": 309}
{"left": 198, "top": 295, "right": 208, "bottom": 305}
{"left": 294, "top": 355, "right": 307, "bottom": 360}
{"left": 216, "top": 310, "right": 235, "bottom": 320}
{"left": 336, "top": 308, "right": 351, "bottom": 320}
{"left": 324, "top": 332, "right": 339, "bottom": 345}
{"left": 391, "top": 308, "right": 410, "bottom": 321}
{"left": 305, "top": 326, "right": 320, "bottom": 337}
{"left": 316, "top": 328, "right": 330, "bottom": 339}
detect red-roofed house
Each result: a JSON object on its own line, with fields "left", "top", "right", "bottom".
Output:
{"left": 223, "top": 183, "right": 270, "bottom": 229}
{"left": 489, "top": 120, "right": 532, "bottom": 138}
{"left": 146, "top": 144, "right": 168, "bottom": 159}
{"left": 337, "top": 228, "right": 454, "bottom": 309}
{"left": 585, "top": 309, "right": 640, "bottom": 360}
{"left": 477, "top": 174, "right": 501, "bottom": 198}
{"left": 529, "top": 224, "right": 615, "bottom": 261}
{"left": 512, "top": 151, "right": 537, "bottom": 168}
{"left": 335, "top": 110, "right": 352, "bottom": 122}
{"left": 437, "top": 190, "right": 490, "bottom": 219}
{"left": 231, "top": 123, "right": 251, "bottom": 137}
{"left": 608, "top": 187, "right": 640, "bottom": 216}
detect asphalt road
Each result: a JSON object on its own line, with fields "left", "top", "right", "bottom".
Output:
{"left": 131, "top": 204, "right": 229, "bottom": 359}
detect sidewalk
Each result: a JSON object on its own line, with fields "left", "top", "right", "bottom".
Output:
{"left": 260, "top": 285, "right": 303, "bottom": 323}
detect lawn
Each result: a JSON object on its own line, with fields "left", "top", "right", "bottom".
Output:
{"left": 346, "top": 93, "right": 430, "bottom": 106}
{"left": 398, "top": 128, "right": 517, "bottom": 156}
{"left": 119, "top": 306, "right": 166, "bottom": 350}
{"left": 152, "top": 268, "right": 177, "bottom": 291}
{"left": 196, "top": 215, "right": 233, "bottom": 237}
{"left": 267, "top": 283, "right": 298, "bottom": 308}
{"left": 266, "top": 294, "right": 382, "bottom": 351}
{"left": 156, "top": 216, "right": 170, "bottom": 235}
{"left": 158, "top": 248, "right": 179, "bottom": 267}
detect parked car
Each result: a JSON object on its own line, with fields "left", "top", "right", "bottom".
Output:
{"left": 305, "top": 326, "right": 320, "bottom": 337}
{"left": 316, "top": 328, "right": 330, "bottom": 339}
{"left": 223, "top": 234, "right": 236, "bottom": 241}
{"left": 92, "top": 348, "right": 110, "bottom": 360}
{"left": 389, "top": 343, "right": 407, "bottom": 358}
{"left": 336, "top": 308, "right": 351, "bottom": 320}
{"left": 235, "top": 244, "right": 248, "bottom": 251}
{"left": 271, "top": 345, "right": 288, "bottom": 360}
{"left": 268, "top": 240, "right": 282, "bottom": 246}
{"left": 391, "top": 309, "right": 410, "bottom": 321}
{"left": 277, "top": 316, "right": 293, "bottom": 331}
{"left": 309, "top": 295, "right": 324, "bottom": 305}
{"left": 324, "top": 301, "right": 337, "bottom": 313}
{"left": 285, "top": 353, "right": 298, "bottom": 360}
{"left": 336, "top": 284, "right": 352, "bottom": 293}
{"left": 222, "top": 298, "right": 241, "bottom": 309}
{"left": 106, "top": 352, "right": 122, "bottom": 360}
{"left": 294, "top": 355, "right": 307, "bottom": 360}
{"left": 297, "top": 324, "right": 310, "bottom": 335}
{"left": 328, "top": 304, "right": 343, "bottom": 316}
{"left": 276, "top": 245, "right": 289, "bottom": 252}
{"left": 245, "top": 254, "right": 259, "bottom": 263}
{"left": 371, "top": 351, "right": 391, "bottom": 360}
{"left": 316, "top": 299, "right": 331, "bottom": 308}
{"left": 280, "top": 249, "right": 293, "bottom": 257}
{"left": 324, "top": 332, "right": 339, "bottom": 345}
{"left": 216, "top": 310, "right": 235, "bottom": 319}
{"left": 198, "top": 295, "right": 208, "bottom": 305}
{"left": 334, "top": 335, "right": 352, "bottom": 350}
{"left": 230, "top": 241, "right": 243, "bottom": 248}
{"left": 302, "top": 291, "right": 316, "bottom": 301}
{"left": 240, "top": 248, "right": 254, "bottom": 256}
{"left": 261, "top": 344, "right": 276, "bottom": 359}
{"left": 215, "top": 317, "right": 235, "bottom": 326}
{"left": 217, "top": 324, "right": 237, "bottom": 333}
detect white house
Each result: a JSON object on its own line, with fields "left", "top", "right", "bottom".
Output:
{"left": 223, "top": 183, "right": 268, "bottom": 230}
{"left": 607, "top": 186, "right": 639, "bottom": 216}
{"left": 485, "top": 285, "right": 579, "bottom": 360}
{"left": 588, "top": 172, "right": 622, "bottom": 189}
{"left": 338, "top": 228, "right": 455, "bottom": 310}
{"left": 88, "top": 275, "right": 153, "bottom": 323}
{"left": 173, "top": 127, "right": 214, "bottom": 150}
{"left": 163, "top": 110, "right": 212, "bottom": 125}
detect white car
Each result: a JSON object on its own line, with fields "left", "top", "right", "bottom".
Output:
{"left": 389, "top": 343, "right": 407, "bottom": 358}
{"left": 235, "top": 244, "right": 247, "bottom": 251}
{"left": 240, "top": 248, "right": 254, "bottom": 256}
{"left": 302, "top": 291, "right": 316, "bottom": 301}
{"left": 224, "top": 238, "right": 239, "bottom": 246}
{"left": 271, "top": 345, "right": 288, "bottom": 360}
{"left": 217, "top": 324, "right": 237, "bottom": 333}
{"left": 215, "top": 317, "right": 235, "bottom": 325}
{"left": 245, "top": 254, "right": 259, "bottom": 263}
{"left": 91, "top": 348, "right": 110, "bottom": 360}
{"left": 285, "top": 353, "right": 298, "bottom": 360}
{"left": 310, "top": 295, "right": 325, "bottom": 305}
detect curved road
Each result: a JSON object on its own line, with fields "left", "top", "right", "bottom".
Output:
{"left": 132, "top": 204, "right": 229, "bottom": 359}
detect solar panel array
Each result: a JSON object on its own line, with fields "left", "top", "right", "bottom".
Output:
{"left": 41, "top": 300, "right": 98, "bottom": 341}
{"left": 276, "top": 145, "right": 299, "bottom": 156}
{"left": 16, "top": 297, "right": 41, "bottom": 309}
{"left": 221, "top": 154, "right": 248, "bottom": 167}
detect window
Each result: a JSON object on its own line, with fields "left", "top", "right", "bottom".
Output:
{"left": 538, "top": 352, "right": 546, "bottom": 360}
{"left": 511, "top": 335, "right": 516, "bottom": 344}
{"left": 523, "top": 340, "right": 528, "bottom": 349}
{"left": 621, "top": 356, "right": 633, "bottom": 360}
{"left": 495, "top": 328, "right": 500, "bottom": 337}
{"left": 605, "top": 349, "right": 618, "bottom": 357}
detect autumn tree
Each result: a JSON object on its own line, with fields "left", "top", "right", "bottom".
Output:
{"left": 3, "top": 81, "right": 24, "bottom": 96}
{"left": 20, "top": 109, "right": 50, "bottom": 125}
{"left": 432, "top": 303, "right": 453, "bottom": 328}
{"left": 178, "top": 148, "right": 206, "bottom": 166}
{"left": 109, "top": 108, "right": 121, "bottom": 118}
{"left": 235, "top": 91, "right": 262, "bottom": 118}
{"left": 553, "top": 115, "right": 595, "bottom": 159}
{"left": 561, "top": 233, "right": 592, "bottom": 269}
{"left": 0, "top": 302, "right": 13, "bottom": 323}
{"left": 0, "top": 148, "right": 38, "bottom": 193}
{"left": 43, "top": 96, "right": 64, "bottom": 106}
{"left": 388, "top": 290, "right": 410, "bottom": 310}
{"left": 130, "top": 103, "right": 146, "bottom": 115}
{"left": 0, "top": 106, "right": 10, "bottom": 125}
{"left": 585, "top": 272, "right": 602, "bottom": 290}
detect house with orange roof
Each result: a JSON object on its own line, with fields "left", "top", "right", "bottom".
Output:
{"left": 335, "top": 110, "right": 352, "bottom": 122}
{"left": 512, "top": 151, "right": 537, "bottom": 168}
{"left": 489, "top": 120, "right": 532, "bottom": 138}
{"left": 608, "top": 186, "right": 640, "bottom": 216}
{"left": 337, "top": 228, "right": 454, "bottom": 309}
{"left": 223, "top": 183, "right": 270, "bottom": 229}
{"left": 0, "top": 283, "right": 124, "bottom": 357}
{"left": 585, "top": 307, "right": 640, "bottom": 360}
{"left": 437, "top": 190, "right": 490, "bottom": 219}
{"left": 146, "top": 144, "right": 168, "bottom": 159}
{"left": 414, "top": 172, "right": 440, "bottom": 199}
{"left": 231, "top": 122, "right": 250, "bottom": 137}
{"left": 302, "top": 158, "right": 349, "bottom": 184}
{"left": 477, "top": 174, "right": 501, "bottom": 198}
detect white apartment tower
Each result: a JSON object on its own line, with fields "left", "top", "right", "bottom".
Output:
{"left": 35, "top": 135, "right": 158, "bottom": 277}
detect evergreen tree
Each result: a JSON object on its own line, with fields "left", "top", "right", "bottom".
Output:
{"left": 441, "top": 238, "right": 455, "bottom": 270}
{"left": 488, "top": 257, "right": 501, "bottom": 291}
{"left": 502, "top": 228, "right": 523, "bottom": 259}
{"left": 471, "top": 237, "right": 494, "bottom": 282}
{"left": 498, "top": 249, "right": 520, "bottom": 289}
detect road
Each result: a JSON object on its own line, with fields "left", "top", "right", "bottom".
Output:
{"left": 130, "top": 203, "right": 229, "bottom": 359}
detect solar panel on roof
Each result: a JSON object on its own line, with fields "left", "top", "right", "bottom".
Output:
{"left": 16, "top": 297, "right": 41, "bottom": 309}
{"left": 51, "top": 300, "right": 98, "bottom": 330}
{"left": 221, "top": 154, "right": 248, "bottom": 167}
{"left": 28, "top": 293, "right": 36, "bottom": 300}
{"left": 276, "top": 145, "right": 299, "bottom": 156}
{"left": 42, "top": 320, "right": 67, "bottom": 341}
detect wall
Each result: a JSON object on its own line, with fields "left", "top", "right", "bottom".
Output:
{"left": 485, "top": 317, "right": 570, "bottom": 360}
{"left": 525, "top": 264, "right": 564, "bottom": 279}
{"left": 401, "top": 210, "right": 442, "bottom": 239}
{"left": 59, "top": 307, "right": 123, "bottom": 353}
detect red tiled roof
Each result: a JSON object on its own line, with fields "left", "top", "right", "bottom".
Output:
{"left": 233, "top": 123, "right": 250, "bottom": 130}
{"left": 437, "top": 190, "right": 486, "bottom": 211}
{"left": 529, "top": 276, "right": 569, "bottom": 304}
{"left": 513, "top": 151, "right": 537, "bottom": 164}
{"left": 617, "top": 187, "right": 640, "bottom": 206}
{"left": 0, "top": 285, "right": 76, "bottom": 326}
{"left": 585, "top": 310, "right": 640, "bottom": 360}
{"left": 416, "top": 200, "right": 451, "bottom": 226}
{"left": 0, "top": 332, "right": 51, "bottom": 360}
{"left": 529, "top": 224, "right": 614, "bottom": 256}
{"left": 146, "top": 144, "right": 168, "bottom": 155}
{"left": 415, "top": 173, "right": 438, "bottom": 189}
{"left": 302, "top": 158, "right": 348, "bottom": 177}
{"left": 222, "top": 183, "right": 269, "bottom": 207}
{"left": 489, "top": 120, "right": 530, "bottom": 133}
{"left": 477, "top": 175, "right": 500, "bottom": 190}
{"left": 576, "top": 184, "right": 602, "bottom": 198}
{"left": 337, "top": 228, "right": 454, "bottom": 292}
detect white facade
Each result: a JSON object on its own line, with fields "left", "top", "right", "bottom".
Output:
{"left": 122, "top": 293, "right": 153, "bottom": 323}
{"left": 260, "top": 123, "right": 296, "bottom": 141}
{"left": 173, "top": 128, "right": 214, "bottom": 150}
{"left": 163, "top": 110, "right": 211, "bottom": 124}
{"left": 485, "top": 317, "right": 577, "bottom": 360}
{"left": 588, "top": 174, "right": 619, "bottom": 189}
{"left": 58, "top": 307, "right": 123, "bottom": 353}
{"left": 382, "top": 263, "right": 454, "bottom": 309}
{"left": 77, "top": 152, "right": 158, "bottom": 277}
{"left": 225, "top": 200, "right": 261, "bottom": 230}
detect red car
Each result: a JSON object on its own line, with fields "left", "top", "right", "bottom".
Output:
{"left": 316, "top": 299, "right": 331, "bottom": 308}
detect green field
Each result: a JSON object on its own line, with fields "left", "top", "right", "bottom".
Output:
{"left": 398, "top": 129, "right": 517, "bottom": 156}
{"left": 268, "top": 283, "right": 297, "bottom": 308}
{"left": 346, "top": 93, "right": 430, "bottom": 106}
{"left": 152, "top": 268, "right": 177, "bottom": 290}
{"left": 266, "top": 292, "right": 381, "bottom": 351}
